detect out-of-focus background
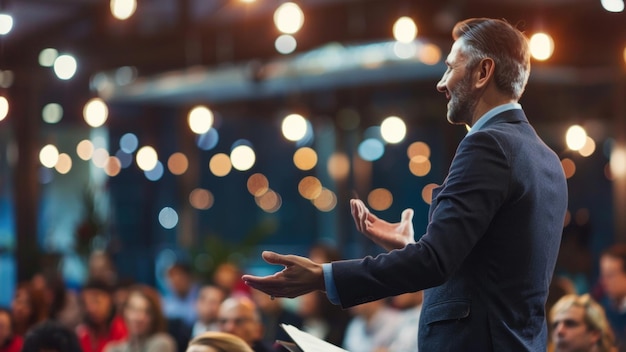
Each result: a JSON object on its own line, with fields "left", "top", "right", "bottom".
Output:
{"left": 0, "top": 0, "right": 625, "bottom": 306}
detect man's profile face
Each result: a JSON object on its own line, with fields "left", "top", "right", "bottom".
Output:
{"left": 600, "top": 255, "right": 626, "bottom": 301}
{"left": 551, "top": 305, "right": 599, "bottom": 352}
{"left": 437, "top": 39, "right": 479, "bottom": 126}
{"left": 217, "top": 302, "right": 262, "bottom": 346}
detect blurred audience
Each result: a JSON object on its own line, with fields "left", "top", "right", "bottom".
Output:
{"left": 186, "top": 331, "right": 254, "bottom": 352}
{"left": 22, "top": 321, "right": 82, "bottom": 352}
{"left": 250, "top": 288, "right": 302, "bottom": 349}
{"left": 88, "top": 250, "right": 118, "bottom": 287}
{"left": 191, "top": 284, "right": 228, "bottom": 338}
{"left": 385, "top": 290, "right": 423, "bottom": 352}
{"left": 162, "top": 262, "right": 199, "bottom": 326}
{"left": 0, "top": 308, "right": 23, "bottom": 352}
{"left": 597, "top": 244, "right": 626, "bottom": 347}
{"left": 104, "top": 285, "right": 176, "bottom": 352}
{"left": 213, "top": 262, "right": 251, "bottom": 297}
{"left": 550, "top": 293, "right": 616, "bottom": 352}
{"left": 217, "top": 296, "right": 276, "bottom": 352}
{"left": 342, "top": 299, "right": 402, "bottom": 352}
{"left": 76, "top": 280, "right": 127, "bottom": 352}
{"left": 11, "top": 282, "right": 47, "bottom": 337}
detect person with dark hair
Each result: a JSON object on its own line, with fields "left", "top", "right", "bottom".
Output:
{"left": 243, "top": 17, "right": 568, "bottom": 351}
{"left": 162, "top": 262, "right": 200, "bottom": 327}
{"left": 0, "top": 308, "right": 23, "bottom": 352}
{"left": 104, "top": 285, "right": 176, "bottom": 352}
{"left": 76, "top": 280, "right": 127, "bottom": 352}
{"left": 21, "top": 321, "right": 82, "bottom": 352}
{"left": 597, "top": 244, "right": 626, "bottom": 347}
{"left": 11, "top": 282, "right": 47, "bottom": 337}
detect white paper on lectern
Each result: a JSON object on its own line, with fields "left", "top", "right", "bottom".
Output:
{"left": 280, "top": 324, "right": 349, "bottom": 352}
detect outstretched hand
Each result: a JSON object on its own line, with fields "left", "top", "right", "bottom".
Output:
{"left": 242, "top": 251, "right": 325, "bottom": 299}
{"left": 350, "top": 198, "right": 415, "bottom": 251}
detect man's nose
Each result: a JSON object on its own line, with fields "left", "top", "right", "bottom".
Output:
{"left": 436, "top": 78, "right": 446, "bottom": 92}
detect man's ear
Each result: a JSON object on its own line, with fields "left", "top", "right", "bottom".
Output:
{"left": 474, "top": 58, "right": 495, "bottom": 89}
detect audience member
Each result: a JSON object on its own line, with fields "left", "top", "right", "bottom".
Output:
{"left": 162, "top": 262, "right": 200, "bottom": 326}
{"left": 550, "top": 293, "right": 616, "bottom": 352}
{"left": 342, "top": 299, "right": 402, "bottom": 352}
{"left": 385, "top": 291, "right": 423, "bottom": 352}
{"left": 597, "top": 244, "right": 626, "bottom": 346}
{"left": 213, "top": 262, "right": 251, "bottom": 297}
{"left": 192, "top": 284, "right": 228, "bottom": 338}
{"left": 76, "top": 280, "right": 127, "bottom": 352}
{"left": 217, "top": 296, "right": 276, "bottom": 352}
{"left": 11, "top": 282, "right": 47, "bottom": 337}
{"left": 104, "top": 285, "right": 176, "bottom": 352}
{"left": 88, "top": 250, "right": 118, "bottom": 287}
{"left": 21, "top": 321, "right": 82, "bottom": 352}
{"left": 250, "top": 288, "right": 302, "bottom": 349}
{"left": 0, "top": 308, "right": 23, "bottom": 352}
{"left": 186, "top": 331, "right": 254, "bottom": 352}
{"left": 297, "top": 290, "right": 350, "bottom": 347}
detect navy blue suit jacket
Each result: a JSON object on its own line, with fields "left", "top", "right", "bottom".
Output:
{"left": 332, "top": 109, "right": 567, "bottom": 351}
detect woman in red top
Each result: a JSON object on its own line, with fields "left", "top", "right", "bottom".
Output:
{"left": 0, "top": 308, "right": 23, "bottom": 352}
{"left": 75, "top": 280, "right": 127, "bottom": 352}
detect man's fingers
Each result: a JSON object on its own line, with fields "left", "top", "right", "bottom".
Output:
{"left": 261, "top": 251, "right": 293, "bottom": 266}
{"left": 401, "top": 208, "right": 414, "bottom": 223}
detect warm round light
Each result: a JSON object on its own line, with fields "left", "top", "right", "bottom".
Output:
{"left": 0, "top": 14, "right": 13, "bottom": 35}
{"left": 579, "top": 136, "right": 596, "bottom": 157}
{"left": 110, "top": 0, "right": 137, "bottom": 20}
{"left": 209, "top": 153, "right": 232, "bottom": 177}
{"left": 282, "top": 113, "right": 308, "bottom": 141}
{"left": 104, "top": 156, "right": 122, "bottom": 176}
{"left": 189, "top": 188, "right": 214, "bottom": 210}
{"left": 409, "top": 157, "right": 431, "bottom": 177}
{"left": 83, "top": 98, "right": 108, "bottom": 127}
{"left": 393, "top": 42, "right": 417, "bottom": 59}
{"left": 610, "top": 146, "right": 626, "bottom": 178}
{"left": 92, "top": 148, "right": 110, "bottom": 168}
{"left": 393, "top": 16, "right": 417, "bottom": 43}
{"left": 293, "top": 147, "right": 317, "bottom": 171}
{"left": 188, "top": 105, "right": 214, "bottom": 134}
{"left": 0, "top": 96, "right": 8, "bottom": 122}
{"left": 367, "top": 188, "right": 393, "bottom": 211}
{"left": 421, "top": 183, "right": 439, "bottom": 204}
{"left": 601, "top": 0, "right": 625, "bottom": 12}
{"left": 76, "top": 140, "right": 94, "bottom": 160}
{"left": 529, "top": 33, "right": 554, "bottom": 61}
{"left": 40, "top": 144, "right": 60, "bottom": 168}
{"left": 407, "top": 141, "right": 430, "bottom": 159}
{"left": 255, "top": 189, "right": 282, "bottom": 213}
{"left": 53, "top": 54, "right": 78, "bottom": 80}
{"left": 380, "top": 116, "right": 406, "bottom": 144}
{"left": 298, "top": 176, "right": 322, "bottom": 200}
{"left": 274, "top": 2, "right": 304, "bottom": 34}
{"left": 418, "top": 43, "right": 442, "bottom": 65}
{"left": 231, "top": 145, "right": 255, "bottom": 171}
{"left": 312, "top": 188, "right": 337, "bottom": 212}
{"left": 55, "top": 153, "right": 72, "bottom": 174}
{"left": 168, "top": 152, "right": 189, "bottom": 175}
{"left": 561, "top": 158, "right": 576, "bottom": 179}
{"left": 275, "top": 34, "right": 297, "bottom": 55}
{"left": 565, "top": 125, "right": 587, "bottom": 151}
{"left": 327, "top": 152, "right": 350, "bottom": 181}
{"left": 247, "top": 173, "right": 269, "bottom": 197}
{"left": 136, "top": 146, "right": 158, "bottom": 171}
{"left": 39, "top": 48, "right": 59, "bottom": 67}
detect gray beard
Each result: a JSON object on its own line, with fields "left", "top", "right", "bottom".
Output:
{"left": 446, "top": 74, "right": 478, "bottom": 126}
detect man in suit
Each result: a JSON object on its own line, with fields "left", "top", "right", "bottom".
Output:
{"left": 242, "top": 17, "right": 568, "bottom": 351}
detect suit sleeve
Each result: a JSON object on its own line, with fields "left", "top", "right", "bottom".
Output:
{"left": 332, "top": 130, "right": 511, "bottom": 308}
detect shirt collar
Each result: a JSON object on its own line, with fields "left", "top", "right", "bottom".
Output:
{"left": 466, "top": 102, "right": 522, "bottom": 136}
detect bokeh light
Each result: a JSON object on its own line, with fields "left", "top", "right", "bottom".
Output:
{"left": 393, "top": 16, "right": 417, "bottom": 43}
{"left": 380, "top": 116, "right": 406, "bottom": 144}
{"left": 566, "top": 125, "right": 587, "bottom": 151}
{"left": 601, "top": 0, "right": 625, "bottom": 12}
{"left": 561, "top": 158, "right": 576, "bottom": 179}
{"left": 92, "top": 148, "right": 110, "bottom": 168}
{"left": 610, "top": 146, "right": 626, "bottom": 178}
{"left": 83, "top": 98, "right": 108, "bottom": 128}
{"left": 293, "top": 147, "right": 317, "bottom": 171}
{"left": 110, "top": 0, "right": 137, "bottom": 20}
{"left": 0, "top": 96, "right": 8, "bottom": 122}
{"left": 42, "top": 103, "right": 63, "bottom": 124}
{"left": 275, "top": 35, "right": 297, "bottom": 55}
{"left": 274, "top": 2, "right": 304, "bottom": 34}
{"left": 393, "top": 42, "right": 417, "bottom": 59}
{"left": 327, "top": 152, "right": 350, "bottom": 181}
{"left": 54, "top": 153, "right": 72, "bottom": 174}
{"left": 76, "top": 140, "right": 94, "bottom": 160}
{"left": 115, "top": 150, "right": 133, "bottom": 168}
{"left": 231, "top": 144, "right": 256, "bottom": 171}
{"left": 247, "top": 173, "right": 269, "bottom": 197}
{"left": 197, "top": 128, "right": 219, "bottom": 151}
{"left": 158, "top": 207, "right": 178, "bottom": 229}
{"left": 255, "top": 189, "right": 282, "bottom": 213}
{"left": 136, "top": 146, "right": 158, "bottom": 171}
{"left": 168, "top": 152, "right": 189, "bottom": 175}
{"left": 409, "top": 157, "right": 431, "bottom": 176}
{"left": 421, "top": 183, "right": 439, "bottom": 204}
{"left": 0, "top": 14, "right": 13, "bottom": 35}
{"left": 418, "top": 43, "right": 442, "bottom": 65}
{"left": 104, "top": 156, "right": 122, "bottom": 176}
{"left": 120, "top": 133, "right": 139, "bottom": 153}
{"left": 53, "top": 54, "right": 78, "bottom": 80}
{"left": 188, "top": 105, "right": 214, "bottom": 134}
{"left": 189, "top": 188, "right": 214, "bottom": 210}
{"left": 563, "top": 210, "right": 571, "bottom": 227}
{"left": 209, "top": 153, "right": 232, "bottom": 177}
{"left": 298, "top": 176, "right": 322, "bottom": 200}
{"left": 282, "top": 113, "right": 308, "bottom": 142}
{"left": 529, "top": 32, "right": 554, "bottom": 61}
{"left": 579, "top": 136, "right": 596, "bottom": 157}
{"left": 39, "top": 48, "right": 58, "bottom": 67}
{"left": 40, "top": 144, "right": 60, "bottom": 168}
{"left": 407, "top": 141, "right": 431, "bottom": 159}
{"left": 358, "top": 139, "right": 385, "bottom": 161}
{"left": 312, "top": 188, "right": 337, "bottom": 212}
{"left": 145, "top": 161, "right": 164, "bottom": 181}
{"left": 367, "top": 188, "right": 393, "bottom": 211}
